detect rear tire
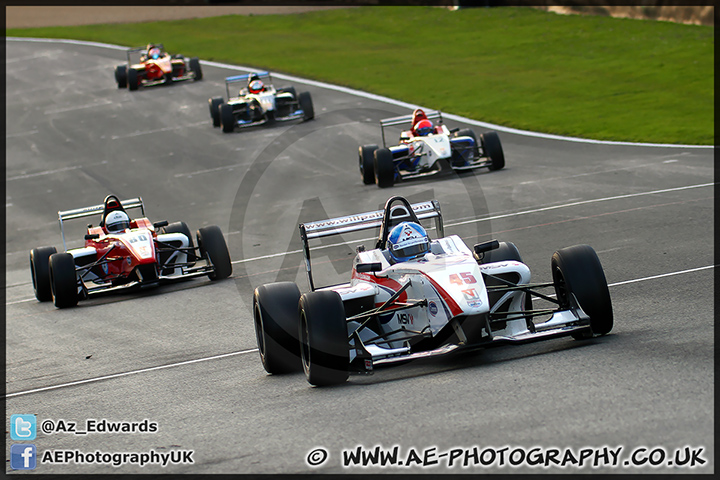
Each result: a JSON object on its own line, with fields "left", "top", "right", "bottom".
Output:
{"left": 479, "top": 241, "right": 522, "bottom": 264}
{"left": 481, "top": 131, "right": 505, "bottom": 170}
{"left": 277, "top": 86, "right": 297, "bottom": 99}
{"left": 162, "top": 221, "right": 196, "bottom": 265}
{"left": 189, "top": 57, "right": 202, "bottom": 81}
{"left": 30, "top": 246, "right": 57, "bottom": 302}
{"left": 299, "top": 290, "right": 349, "bottom": 386}
{"left": 49, "top": 253, "right": 78, "bottom": 308}
{"left": 479, "top": 241, "right": 533, "bottom": 313}
{"left": 209, "top": 97, "right": 223, "bottom": 127}
{"left": 220, "top": 104, "right": 235, "bottom": 133}
{"left": 254, "top": 282, "right": 302, "bottom": 374}
{"left": 114, "top": 65, "right": 127, "bottom": 88}
{"left": 358, "top": 144, "right": 378, "bottom": 185}
{"left": 374, "top": 147, "right": 395, "bottom": 188}
{"left": 552, "top": 245, "right": 613, "bottom": 337}
{"left": 197, "top": 225, "right": 232, "bottom": 280}
{"left": 128, "top": 68, "right": 139, "bottom": 91}
{"left": 298, "top": 91, "right": 314, "bottom": 121}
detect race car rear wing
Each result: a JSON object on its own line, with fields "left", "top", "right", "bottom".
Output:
{"left": 380, "top": 110, "right": 444, "bottom": 147}
{"left": 57, "top": 197, "right": 145, "bottom": 250}
{"left": 126, "top": 44, "right": 164, "bottom": 63}
{"left": 299, "top": 198, "right": 444, "bottom": 291}
{"left": 225, "top": 71, "right": 272, "bottom": 98}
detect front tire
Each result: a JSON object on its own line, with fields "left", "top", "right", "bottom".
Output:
{"left": 49, "top": 253, "right": 78, "bottom": 308}
{"left": 128, "top": 68, "right": 139, "bottom": 91}
{"left": 374, "top": 147, "right": 395, "bottom": 188}
{"left": 220, "top": 104, "right": 236, "bottom": 133}
{"left": 359, "top": 144, "right": 378, "bottom": 185}
{"left": 197, "top": 225, "right": 232, "bottom": 280}
{"left": 189, "top": 57, "right": 202, "bottom": 81}
{"left": 481, "top": 131, "right": 505, "bottom": 171}
{"left": 254, "top": 282, "right": 302, "bottom": 374}
{"left": 298, "top": 91, "right": 314, "bottom": 121}
{"left": 552, "top": 245, "right": 613, "bottom": 337}
{"left": 299, "top": 290, "right": 349, "bottom": 386}
{"left": 209, "top": 97, "right": 223, "bottom": 127}
{"left": 114, "top": 65, "right": 127, "bottom": 88}
{"left": 30, "top": 246, "right": 57, "bottom": 302}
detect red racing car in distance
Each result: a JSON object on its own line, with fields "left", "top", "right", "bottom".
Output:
{"left": 114, "top": 43, "right": 202, "bottom": 91}
{"left": 29, "top": 195, "right": 231, "bottom": 308}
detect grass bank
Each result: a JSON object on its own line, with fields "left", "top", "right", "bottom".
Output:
{"left": 7, "top": 6, "right": 713, "bottom": 144}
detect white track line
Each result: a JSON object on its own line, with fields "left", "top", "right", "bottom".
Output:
{"left": 5, "top": 265, "right": 714, "bottom": 399}
{"left": 5, "top": 349, "right": 259, "bottom": 399}
{"left": 6, "top": 37, "right": 712, "bottom": 149}
{"left": 608, "top": 265, "right": 714, "bottom": 286}
{"left": 229, "top": 182, "right": 714, "bottom": 265}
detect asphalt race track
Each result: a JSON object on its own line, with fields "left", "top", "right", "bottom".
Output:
{"left": 5, "top": 39, "right": 714, "bottom": 474}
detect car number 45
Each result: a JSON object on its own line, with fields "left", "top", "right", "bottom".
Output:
{"left": 449, "top": 272, "right": 477, "bottom": 285}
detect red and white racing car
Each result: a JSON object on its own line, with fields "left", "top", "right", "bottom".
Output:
{"left": 114, "top": 43, "right": 202, "bottom": 91}
{"left": 253, "top": 196, "right": 613, "bottom": 386}
{"left": 29, "top": 195, "right": 231, "bottom": 308}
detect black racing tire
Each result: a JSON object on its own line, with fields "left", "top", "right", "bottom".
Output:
{"left": 481, "top": 131, "right": 505, "bottom": 171}
{"left": 197, "top": 225, "right": 232, "bottom": 280}
{"left": 358, "top": 144, "right": 378, "bottom": 185}
{"left": 254, "top": 282, "right": 303, "bottom": 374}
{"left": 455, "top": 128, "right": 478, "bottom": 145}
{"left": 49, "top": 253, "right": 78, "bottom": 308}
{"left": 209, "top": 97, "right": 224, "bottom": 128}
{"left": 220, "top": 103, "right": 236, "bottom": 133}
{"left": 373, "top": 147, "right": 395, "bottom": 188}
{"left": 128, "top": 68, "right": 139, "bottom": 91}
{"left": 479, "top": 241, "right": 523, "bottom": 264}
{"left": 299, "top": 290, "right": 349, "bottom": 386}
{"left": 552, "top": 245, "right": 613, "bottom": 337}
{"left": 115, "top": 65, "right": 127, "bottom": 89}
{"left": 189, "top": 57, "right": 202, "bottom": 81}
{"left": 277, "top": 86, "right": 297, "bottom": 99}
{"left": 30, "top": 246, "right": 57, "bottom": 302}
{"left": 162, "top": 221, "right": 196, "bottom": 265}
{"left": 298, "top": 91, "right": 314, "bottom": 121}
{"left": 479, "top": 241, "right": 533, "bottom": 313}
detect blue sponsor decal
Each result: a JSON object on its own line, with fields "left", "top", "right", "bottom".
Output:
{"left": 428, "top": 301, "right": 438, "bottom": 316}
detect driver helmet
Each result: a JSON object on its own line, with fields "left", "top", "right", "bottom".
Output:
{"left": 248, "top": 79, "right": 264, "bottom": 94}
{"left": 105, "top": 211, "right": 130, "bottom": 233}
{"left": 148, "top": 47, "right": 161, "bottom": 60}
{"left": 387, "top": 222, "right": 430, "bottom": 263}
{"left": 415, "top": 119, "right": 434, "bottom": 136}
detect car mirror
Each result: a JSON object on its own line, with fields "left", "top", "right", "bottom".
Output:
{"left": 153, "top": 220, "right": 168, "bottom": 229}
{"left": 84, "top": 234, "right": 100, "bottom": 240}
{"left": 356, "top": 262, "right": 382, "bottom": 273}
{"left": 473, "top": 240, "right": 499, "bottom": 260}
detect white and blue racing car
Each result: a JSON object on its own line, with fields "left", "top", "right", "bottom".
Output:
{"left": 253, "top": 196, "right": 613, "bottom": 386}
{"left": 208, "top": 71, "right": 314, "bottom": 133}
{"left": 359, "top": 109, "right": 505, "bottom": 188}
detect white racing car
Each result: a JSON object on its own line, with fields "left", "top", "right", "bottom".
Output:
{"left": 253, "top": 196, "right": 613, "bottom": 386}
{"left": 359, "top": 109, "right": 505, "bottom": 188}
{"left": 208, "top": 71, "right": 314, "bottom": 133}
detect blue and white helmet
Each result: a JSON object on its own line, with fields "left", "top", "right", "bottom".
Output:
{"left": 387, "top": 222, "right": 430, "bottom": 263}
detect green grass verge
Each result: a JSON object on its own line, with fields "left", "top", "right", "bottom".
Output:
{"left": 7, "top": 6, "right": 713, "bottom": 144}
